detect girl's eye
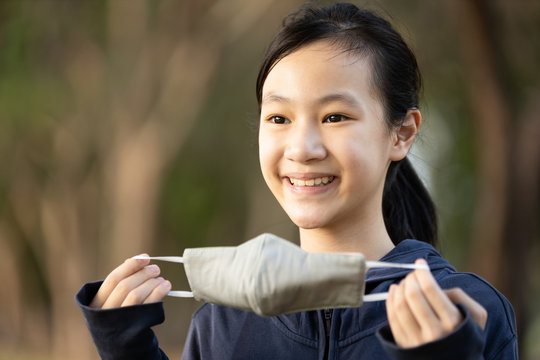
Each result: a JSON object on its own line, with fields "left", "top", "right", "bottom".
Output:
{"left": 268, "top": 115, "right": 290, "bottom": 124}
{"left": 323, "top": 114, "right": 348, "bottom": 123}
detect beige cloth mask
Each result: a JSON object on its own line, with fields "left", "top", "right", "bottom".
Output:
{"left": 135, "top": 233, "right": 428, "bottom": 317}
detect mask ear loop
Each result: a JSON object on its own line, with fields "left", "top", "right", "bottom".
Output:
{"left": 362, "top": 261, "right": 430, "bottom": 302}
{"left": 365, "top": 260, "right": 429, "bottom": 271}
{"left": 132, "top": 255, "right": 194, "bottom": 298}
{"left": 133, "top": 256, "right": 430, "bottom": 301}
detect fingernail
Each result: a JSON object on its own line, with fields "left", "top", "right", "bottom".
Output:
{"left": 148, "top": 264, "right": 159, "bottom": 273}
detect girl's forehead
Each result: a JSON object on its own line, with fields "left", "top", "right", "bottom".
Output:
{"left": 262, "top": 41, "right": 378, "bottom": 103}
{"left": 280, "top": 41, "right": 371, "bottom": 68}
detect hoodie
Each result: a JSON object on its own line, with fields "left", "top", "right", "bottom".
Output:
{"left": 76, "top": 240, "right": 518, "bottom": 360}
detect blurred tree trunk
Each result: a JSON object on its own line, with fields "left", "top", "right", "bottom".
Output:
{"left": 0, "top": 0, "right": 277, "bottom": 359}
{"left": 452, "top": 0, "right": 540, "bottom": 355}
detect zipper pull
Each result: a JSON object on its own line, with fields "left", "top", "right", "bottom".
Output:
{"left": 324, "top": 309, "right": 333, "bottom": 334}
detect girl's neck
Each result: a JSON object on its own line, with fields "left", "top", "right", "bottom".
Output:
{"left": 298, "top": 214, "right": 395, "bottom": 261}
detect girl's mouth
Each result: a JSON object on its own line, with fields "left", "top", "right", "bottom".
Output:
{"left": 287, "top": 176, "right": 335, "bottom": 187}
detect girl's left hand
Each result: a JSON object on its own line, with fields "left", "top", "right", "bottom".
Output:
{"left": 386, "top": 259, "right": 488, "bottom": 348}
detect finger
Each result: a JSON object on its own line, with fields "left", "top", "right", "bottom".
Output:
{"left": 143, "top": 279, "right": 172, "bottom": 304}
{"left": 413, "top": 259, "right": 462, "bottom": 332}
{"left": 120, "top": 277, "right": 170, "bottom": 307}
{"left": 402, "top": 273, "right": 443, "bottom": 341}
{"left": 102, "top": 264, "right": 161, "bottom": 309}
{"left": 90, "top": 254, "right": 151, "bottom": 308}
{"left": 445, "top": 288, "right": 488, "bottom": 330}
{"left": 120, "top": 277, "right": 164, "bottom": 307}
{"left": 386, "top": 284, "right": 410, "bottom": 347}
{"left": 391, "top": 281, "right": 423, "bottom": 347}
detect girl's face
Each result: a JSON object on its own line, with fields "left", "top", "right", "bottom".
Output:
{"left": 259, "top": 41, "right": 405, "bottom": 231}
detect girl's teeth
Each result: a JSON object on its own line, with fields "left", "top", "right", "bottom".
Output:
{"left": 290, "top": 176, "right": 334, "bottom": 187}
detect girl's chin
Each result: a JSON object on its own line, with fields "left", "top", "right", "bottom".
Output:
{"left": 280, "top": 201, "right": 340, "bottom": 229}
{"left": 287, "top": 213, "right": 331, "bottom": 230}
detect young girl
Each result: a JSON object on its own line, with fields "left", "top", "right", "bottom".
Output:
{"left": 77, "top": 3, "right": 518, "bottom": 359}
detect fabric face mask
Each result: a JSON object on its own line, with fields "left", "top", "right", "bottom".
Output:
{"left": 135, "top": 233, "right": 428, "bottom": 317}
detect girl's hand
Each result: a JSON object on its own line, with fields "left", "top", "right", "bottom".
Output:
{"left": 386, "top": 259, "right": 488, "bottom": 348}
{"left": 90, "top": 255, "right": 172, "bottom": 309}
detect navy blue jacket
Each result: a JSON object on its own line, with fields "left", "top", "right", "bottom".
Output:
{"left": 76, "top": 240, "right": 518, "bottom": 359}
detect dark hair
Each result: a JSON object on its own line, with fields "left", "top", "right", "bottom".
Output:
{"left": 256, "top": 2, "right": 437, "bottom": 245}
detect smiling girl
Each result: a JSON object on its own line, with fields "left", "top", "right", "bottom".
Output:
{"left": 77, "top": 3, "right": 517, "bottom": 359}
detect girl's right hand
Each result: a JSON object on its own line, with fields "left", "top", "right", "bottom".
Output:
{"left": 386, "top": 259, "right": 487, "bottom": 348}
{"left": 90, "top": 255, "right": 172, "bottom": 309}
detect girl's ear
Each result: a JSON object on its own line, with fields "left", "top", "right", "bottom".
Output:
{"left": 389, "top": 108, "right": 421, "bottom": 161}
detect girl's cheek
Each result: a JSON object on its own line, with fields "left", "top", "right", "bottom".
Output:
{"left": 259, "top": 131, "right": 282, "bottom": 161}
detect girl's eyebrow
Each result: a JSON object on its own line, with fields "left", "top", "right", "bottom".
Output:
{"left": 261, "top": 92, "right": 362, "bottom": 108}
{"left": 261, "top": 93, "right": 291, "bottom": 105}
{"left": 318, "top": 92, "right": 362, "bottom": 107}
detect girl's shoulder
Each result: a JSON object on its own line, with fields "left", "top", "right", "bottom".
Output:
{"left": 435, "top": 268, "right": 516, "bottom": 324}
{"left": 433, "top": 268, "right": 518, "bottom": 359}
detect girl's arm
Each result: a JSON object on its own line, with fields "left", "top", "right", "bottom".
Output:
{"left": 76, "top": 257, "right": 172, "bottom": 360}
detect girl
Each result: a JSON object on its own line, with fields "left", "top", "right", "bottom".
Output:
{"left": 77, "top": 3, "right": 518, "bottom": 359}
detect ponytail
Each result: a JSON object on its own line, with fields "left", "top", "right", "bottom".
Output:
{"left": 383, "top": 157, "right": 437, "bottom": 246}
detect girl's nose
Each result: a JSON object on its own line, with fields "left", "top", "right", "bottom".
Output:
{"left": 284, "top": 121, "right": 327, "bottom": 163}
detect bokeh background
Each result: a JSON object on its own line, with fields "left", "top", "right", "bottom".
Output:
{"left": 0, "top": 0, "right": 538, "bottom": 359}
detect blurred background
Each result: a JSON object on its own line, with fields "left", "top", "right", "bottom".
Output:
{"left": 0, "top": 0, "right": 538, "bottom": 359}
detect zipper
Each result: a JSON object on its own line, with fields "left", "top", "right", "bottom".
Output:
{"left": 323, "top": 309, "right": 333, "bottom": 360}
